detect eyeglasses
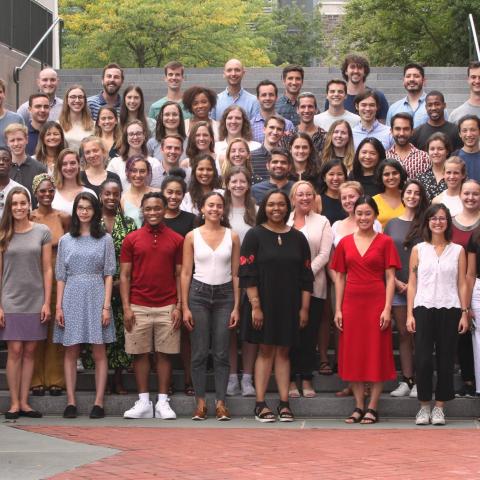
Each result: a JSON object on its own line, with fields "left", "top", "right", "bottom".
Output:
{"left": 68, "top": 95, "right": 85, "bottom": 101}
{"left": 429, "top": 216, "right": 447, "bottom": 222}
{"left": 127, "top": 131, "right": 144, "bottom": 138}
{"left": 77, "top": 206, "right": 93, "bottom": 212}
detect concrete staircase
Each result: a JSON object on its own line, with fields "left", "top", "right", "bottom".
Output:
{"left": 56, "top": 66, "right": 470, "bottom": 114}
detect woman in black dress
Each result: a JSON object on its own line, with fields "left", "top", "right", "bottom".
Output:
{"left": 240, "top": 189, "right": 313, "bottom": 422}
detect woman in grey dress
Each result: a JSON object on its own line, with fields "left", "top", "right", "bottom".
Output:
{"left": 54, "top": 192, "right": 116, "bottom": 419}
{"left": 0, "top": 187, "right": 53, "bottom": 419}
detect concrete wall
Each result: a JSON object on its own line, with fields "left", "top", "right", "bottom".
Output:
{"left": 0, "top": 42, "right": 42, "bottom": 110}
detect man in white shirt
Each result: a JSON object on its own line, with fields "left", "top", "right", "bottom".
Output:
{"left": 314, "top": 79, "right": 359, "bottom": 132}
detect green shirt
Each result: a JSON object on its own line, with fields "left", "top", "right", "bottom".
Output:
{"left": 148, "top": 97, "right": 191, "bottom": 121}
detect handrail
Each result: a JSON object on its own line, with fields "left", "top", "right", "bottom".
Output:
{"left": 12, "top": 16, "right": 62, "bottom": 109}
{"left": 469, "top": 14, "right": 480, "bottom": 61}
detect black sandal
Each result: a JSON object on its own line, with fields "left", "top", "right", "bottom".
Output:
{"left": 31, "top": 386, "right": 45, "bottom": 396}
{"left": 345, "top": 407, "right": 364, "bottom": 424}
{"left": 277, "top": 401, "right": 294, "bottom": 422}
{"left": 184, "top": 384, "right": 195, "bottom": 396}
{"left": 361, "top": 408, "right": 379, "bottom": 424}
{"left": 254, "top": 402, "right": 276, "bottom": 423}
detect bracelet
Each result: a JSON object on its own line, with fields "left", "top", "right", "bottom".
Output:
{"left": 461, "top": 308, "right": 469, "bottom": 313}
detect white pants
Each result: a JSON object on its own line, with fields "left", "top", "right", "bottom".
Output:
{"left": 470, "top": 278, "right": 480, "bottom": 393}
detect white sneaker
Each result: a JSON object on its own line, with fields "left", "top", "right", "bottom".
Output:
{"left": 226, "top": 376, "right": 241, "bottom": 396}
{"left": 124, "top": 400, "right": 153, "bottom": 419}
{"left": 76, "top": 358, "right": 85, "bottom": 373}
{"left": 431, "top": 406, "right": 446, "bottom": 425}
{"left": 390, "top": 382, "right": 411, "bottom": 397}
{"left": 155, "top": 398, "right": 176, "bottom": 420}
{"left": 241, "top": 378, "right": 256, "bottom": 397}
{"left": 409, "top": 385, "right": 418, "bottom": 398}
{"left": 415, "top": 406, "right": 431, "bottom": 425}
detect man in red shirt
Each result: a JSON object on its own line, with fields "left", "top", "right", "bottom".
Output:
{"left": 120, "top": 192, "right": 183, "bottom": 419}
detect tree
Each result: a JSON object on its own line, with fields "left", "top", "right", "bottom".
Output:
{"left": 265, "top": 5, "right": 324, "bottom": 66}
{"left": 339, "top": 0, "right": 479, "bottom": 66}
{"left": 59, "top": 0, "right": 274, "bottom": 68}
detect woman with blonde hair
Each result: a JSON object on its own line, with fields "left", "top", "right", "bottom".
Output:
{"left": 432, "top": 156, "right": 466, "bottom": 217}
{"left": 320, "top": 120, "right": 355, "bottom": 172}
{"left": 58, "top": 85, "right": 94, "bottom": 152}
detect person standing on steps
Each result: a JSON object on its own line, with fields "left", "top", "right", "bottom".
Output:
{"left": 121, "top": 192, "right": 183, "bottom": 420}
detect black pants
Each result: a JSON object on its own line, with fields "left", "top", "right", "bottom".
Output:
{"left": 457, "top": 331, "right": 475, "bottom": 383}
{"left": 290, "top": 297, "right": 324, "bottom": 381}
{"left": 414, "top": 306, "right": 460, "bottom": 402}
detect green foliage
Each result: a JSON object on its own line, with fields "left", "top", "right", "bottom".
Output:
{"left": 266, "top": 5, "right": 324, "bottom": 66}
{"left": 339, "top": 0, "right": 480, "bottom": 66}
{"left": 59, "top": 0, "right": 274, "bottom": 68}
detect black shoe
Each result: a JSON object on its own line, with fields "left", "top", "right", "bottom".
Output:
{"left": 5, "top": 410, "right": 19, "bottom": 419}
{"left": 89, "top": 405, "right": 105, "bottom": 419}
{"left": 455, "top": 383, "right": 476, "bottom": 398}
{"left": 19, "top": 409, "right": 43, "bottom": 418}
{"left": 63, "top": 404, "right": 77, "bottom": 418}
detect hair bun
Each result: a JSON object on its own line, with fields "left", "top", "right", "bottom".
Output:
{"left": 168, "top": 167, "right": 186, "bottom": 179}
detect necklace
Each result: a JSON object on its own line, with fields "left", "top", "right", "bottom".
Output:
{"left": 277, "top": 234, "right": 282, "bottom": 246}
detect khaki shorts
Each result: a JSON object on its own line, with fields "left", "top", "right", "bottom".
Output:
{"left": 125, "top": 304, "right": 180, "bottom": 355}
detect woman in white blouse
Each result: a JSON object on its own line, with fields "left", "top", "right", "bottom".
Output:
{"left": 407, "top": 203, "right": 469, "bottom": 426}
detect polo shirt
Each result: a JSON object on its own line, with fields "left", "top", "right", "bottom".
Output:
{"left": 26, "top": 121, "right": 40, "bottom": 156}
{"left": 276, "top": 95, "right": 300, "bottom": 127}
{"left": 87, "top": 91, "right": 121, "bottom": 121}
{"left": 17, "top": 96, "right": 63, "bottom": 123}
{"left": 120, "top": 223, "right": 183, "bottom": 308}
{"left": 213, "top": 88, "right": 260, "bottom": 122}
{"left": 251, "top": 112, "right": 294, "bottom": 144}
{"left": 9, "top": 155, "right": 47, "bottom": 201}
{"left": 352, "top": 120, "right": 393, "bottom": 150}
{"left": 455, "top": 149, "right": 480, "bottom": 182}
{"left": 148, "top": 97, "right": 191, "bottom": 121}
{"left": 251, "top": 179, "right": 294, "bottom": 205}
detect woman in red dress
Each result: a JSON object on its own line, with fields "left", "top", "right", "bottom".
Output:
{"left": 331, "top": 195, "right": 400, "bottom": 424}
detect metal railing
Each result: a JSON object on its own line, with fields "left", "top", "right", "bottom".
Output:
{"left": 12, "top": 17, "right": 62, "bottom": 109}
{"left": 469, "top": 14, "right": 480, "bottom": 62}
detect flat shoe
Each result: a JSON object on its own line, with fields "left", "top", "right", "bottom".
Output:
{"left": 19, "top": 409, "right": 43, "bottom": 418}
{"left": 63, "top": 404, "right": 77, "bottom": 419}
{"left": 89, "top": 405, "right": 105, "bottom": 419}
{"left": 49, "top": 386, "right": 63, "bottom": 397}
{"left": 31, "top": 386, "right": 45, "bottom": 396}
{"left": 5, "top": 411, "right": 19, "bottom": 420}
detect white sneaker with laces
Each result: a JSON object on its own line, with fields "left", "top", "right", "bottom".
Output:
{"left": 431, "top": 406, "right": 446, "bottom": 425}
{"left": 124, "top": 400, "right": 153, "bottom": 419}
{"left": 155, "top": 397, "right": 177, "bottom": 420}
{"left": 226, "top": 376, "right": 241, "bottom": 396}
{"left": 409, "top": 384, "right": 418, "bottom": 398}
{"left": 415, "top": 406, "right": 431, "bottom": 425}
{"left": 390, "top": 381, "right": 411, "bottom": 397}
{"left": 241, "top": 378, "right": 256, "bottom": 397}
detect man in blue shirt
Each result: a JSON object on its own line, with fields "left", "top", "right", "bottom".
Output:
{"left": 252, "top": 148, "right": 294, "bottom": 204}
{"left": 26, "top": 93, "right": 50, "bottom": 155}
{"left": 386, "top": 63, "right": 431, "bottom": 128}
{"left": 276, "top": 65, "right": 304, "bottom": 127}
{"left": 87, "top": 63, "right": 124, "bottom": 120}
{"left": 455, "top": 115, "right": 480, "bottom": 182}
{"left": 213, "top": 59, "right": 259, "bottom": 122}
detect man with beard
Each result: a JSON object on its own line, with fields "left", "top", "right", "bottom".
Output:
{"left": 17, "top": 68, "right": 63, "bottom": 122}
{"left": 449, "top": 61, "right": 480, "bottom": 124}
{"left": 26, "top": 93, "right": 50, "bottom": 155}
{"left": 251, "top": 148, "right": 294, "bottom": 204}
{"left": 276, "top": 65, "right": 304, "bottom": 127}
{"left": 325, "top": 54, "right": 389, "bottom": 123}
{"left": 252, "top": 80, "right": 293, "bottom": 144}
{"left": 411, "top": 91, "right": 462, "bottom": 152}
{"left": 386, "top": 64, "right": 433, "bottom": 128}
{"left": 213, "top": 58, "right": 259, "bottom": 122}
{"left": 454, "top": 115, "right": 480, "bottom": 182}
{"left": 386, "top": 113, "right": 430, "bottom": 177}
{"left": 87, "top": 63, "right": 124, "bottom": 120}
{"left": 251, "top": 115, "right": 286, "bottom": 180}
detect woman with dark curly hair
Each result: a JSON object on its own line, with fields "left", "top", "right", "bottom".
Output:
{"left": 183, "top": 86, "right": 219, "bottom": 138}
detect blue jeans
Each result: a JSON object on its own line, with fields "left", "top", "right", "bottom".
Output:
{"left": 188, "top": 278, "right": 234, "bottom": 402}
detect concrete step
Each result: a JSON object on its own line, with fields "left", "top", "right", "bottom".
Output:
{"left": 0, "top": 390, "right": 477, "bottom": 418}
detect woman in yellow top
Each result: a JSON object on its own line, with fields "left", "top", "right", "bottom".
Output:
{"left": 373, "top": 159, "right": 407, "bottom": 229}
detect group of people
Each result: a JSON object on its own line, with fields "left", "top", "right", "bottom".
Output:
{"left": 0, "top": 54, "right": 480, "bottom": 425}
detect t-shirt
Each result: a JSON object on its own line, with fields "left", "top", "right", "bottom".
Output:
{"left": 9, "top": 156, "right": 47, "bottom": 202}
{"left": 164, "top": 211, "right": 196, "bottom": 238}
{"left": 148, "top": 97, "right": 191, "bottom": 121}
{"left": 467, "top": 233, "right": 480, "bottom": 273}
{"left": 449, "top": 101, "right": 480, "bottom": 124}
{"left": 0, "top": 110, "right": 24, "bottom": 147}
{"left": 411, "top": 121, "right": 463, "bottom": 152}
{"left": 325, "top": 89, "right": 389, "bottom": 121}
{"left": 313, "top": 110, "right": 359, "bottom": 132}
{"left": 251, "top": 180, "right": 294, "bottom": 205}
{"left": 451, "top": 217, "right": 480, "bottom": 250}
{"left": 120, "top": 223, "right": 183, "bottom": 307}
{"left": 454, "top": 149, "right": 480, "bottom": 182}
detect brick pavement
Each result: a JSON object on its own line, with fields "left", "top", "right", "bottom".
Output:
{"left": 19, "top": 426, "right": 480, "bottom": 479}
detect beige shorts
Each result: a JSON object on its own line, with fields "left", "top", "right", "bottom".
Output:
{"left": 125, "top": 304, "right": 180, "bottom": 355}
